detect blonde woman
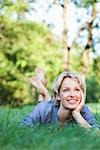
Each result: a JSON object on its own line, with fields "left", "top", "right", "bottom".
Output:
{"left": 21, "top": 69, "right": 99, "bottom": 129}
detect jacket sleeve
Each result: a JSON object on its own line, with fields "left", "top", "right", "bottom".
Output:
{"left": 81, "top": 105, "right": 100, "bottom": 129}
{"left": 20, "top": 104, "right": 41, "bottom": 127}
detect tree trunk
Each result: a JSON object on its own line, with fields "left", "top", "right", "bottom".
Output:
{"left": 81, "top": 4, "right": 96, "bottom": 79}
{"left": 62, "top": 0, "right": 70, "bottom": 71}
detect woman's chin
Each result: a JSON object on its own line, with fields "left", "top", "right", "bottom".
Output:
{"left": 66, "top": 103, "right": 79, "bottom": 110}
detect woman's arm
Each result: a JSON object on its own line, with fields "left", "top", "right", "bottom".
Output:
{"left": 72, "top": 92, "right": 92, "bottom": 129}
{"left": 72, "top": 110, "right": 91, "bottom": 128}
{"left": 20, "top": 104, "right": 41, "bottom": 127}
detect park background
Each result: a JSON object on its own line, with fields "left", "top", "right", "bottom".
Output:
{"left": 0, "top": 0, "right": 100, "bottom": 150}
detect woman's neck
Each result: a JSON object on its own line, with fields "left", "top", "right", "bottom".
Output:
{"left": 58, "top": 103, "right": 72, "bottom": 123}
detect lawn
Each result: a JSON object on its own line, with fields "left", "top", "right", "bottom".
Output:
{"left": 0, "top": 103, "right": 100, "bottom": 150}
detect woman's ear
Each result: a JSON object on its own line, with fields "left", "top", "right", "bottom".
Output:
{"left": 56, "top": 94, "right": 61, "bottom": 101}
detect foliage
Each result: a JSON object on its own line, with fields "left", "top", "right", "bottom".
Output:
{"left": 0, "top": 17, "right": 61, "bottom": 106}
{"left": 0, "top": 0, "right": 29, "bottom": 20}
{"left": 86, "top": 76, "right": 100, "bottom": 103}
{"left": 86, "top": 57, "right": 100, "bottom": 103}
{"left": 0, "top": 0, "right": 100, "bottom": 106}
{"left": 73, "top": 0, "right": 99, "bottom": 6}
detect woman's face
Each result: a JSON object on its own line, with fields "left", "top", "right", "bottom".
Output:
{"left": 59, "top": 77, "right": 83, "bottom": 110}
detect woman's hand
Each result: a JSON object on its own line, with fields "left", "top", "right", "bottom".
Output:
{"left": 71, "top": 91, "right": 91, "bottom": 129}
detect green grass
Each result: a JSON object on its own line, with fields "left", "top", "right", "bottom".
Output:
{"left": 0, "top": 104, "right": 100, "bottom": 150}
{"left": 87, "top": 103, "right": 100, "bottom": 113}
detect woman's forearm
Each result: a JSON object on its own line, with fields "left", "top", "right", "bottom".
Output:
{"left": 72, "top": 111, "right": 91, "bottom": 129}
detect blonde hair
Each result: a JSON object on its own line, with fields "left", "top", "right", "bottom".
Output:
{"left": 51, "top": 71, "right": 86, "bottom": 105}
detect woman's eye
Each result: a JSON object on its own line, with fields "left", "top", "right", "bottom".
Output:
{"left": 63, "top": 89, "right": 69, "bottom": 92}
{"left": 75, "top": 88, "right": 80, "bottom": 91}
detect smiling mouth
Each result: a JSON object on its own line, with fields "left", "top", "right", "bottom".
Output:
{"left": 67, "top": 99, "right": 78, "bottom": 101}
{"left": 66, "top": 99, "right": 78, "bottom": 104}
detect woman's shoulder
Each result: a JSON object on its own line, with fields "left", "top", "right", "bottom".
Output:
{"left": 35, "top": 100, "right": 54, "bottom": 111}
{"left": 81, "top": 105, "right": 91, "bottom": 113}
{"left": 80, "top": 105, "right": 94, "bottom": 119}
{"left": 81, "top": 105, "right": 100, "bottom": 129}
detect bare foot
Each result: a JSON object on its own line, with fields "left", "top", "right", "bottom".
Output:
{"left": 29, "top": 68, "right": 50, "bottom": 101}
{"left": 35, "top": 68, "right": 47, "bottom": 86}
{"left": 29, "top": 76, "right": 48, "bottom": 96}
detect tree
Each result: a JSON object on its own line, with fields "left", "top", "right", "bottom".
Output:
{"left": 43, "top": 0, "right": 71, "bottom": 71}
{"left": 80, "top": 1, "right": 97, "bottom": 79}
{"left": 0, "top": 0, "right": 29, "bottom": 20}
{"left": 74, "top": 0, "right": 100, "bottom": 79}
{"left": 62, "top": 0, "right": 70, "bottom": 71}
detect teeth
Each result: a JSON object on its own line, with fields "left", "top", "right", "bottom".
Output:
{"left": 67, "top": 99, "right": 77, "bottom": 101}
{"left": 67, "top": 100, "right": 77, "bottom": 104}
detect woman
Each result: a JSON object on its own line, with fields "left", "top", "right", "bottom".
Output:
{"left": 21, "top": 69, "right": 99, "bottom": 129}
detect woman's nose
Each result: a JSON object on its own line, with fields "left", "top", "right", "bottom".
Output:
{"left": 70, "top": 91, "right": 75, "bottom": 97}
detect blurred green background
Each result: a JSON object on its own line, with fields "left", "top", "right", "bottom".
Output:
{"left": 0, "top": 0, "right": 100, "bottom": 107}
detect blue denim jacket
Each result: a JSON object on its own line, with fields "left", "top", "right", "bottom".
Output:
{"left": 21, "top": 101, "right": 99, "bottom": 128}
